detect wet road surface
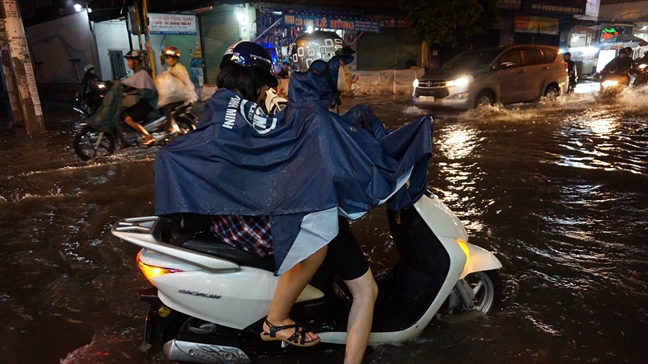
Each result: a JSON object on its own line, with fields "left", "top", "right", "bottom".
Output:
{"left": 1, "top": 85, "right": 647, "bottom": 363}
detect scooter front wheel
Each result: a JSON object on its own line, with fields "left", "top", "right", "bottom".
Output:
{"left": 74, "top": 126, "right": 116, "bottom": 161}
{"left": 463, "top": 270, "right": 502, "bottom": 314}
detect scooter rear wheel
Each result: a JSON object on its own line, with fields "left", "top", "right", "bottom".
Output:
{"left": 463, "top": 270, "right": 502, "bottom": 314}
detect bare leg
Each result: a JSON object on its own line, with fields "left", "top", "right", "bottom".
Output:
{"left": 163, "top": 105, "right": 179, "bottom": 132}
{"left": 124, "top": 116, "right": 152, "bottom": 144}
{"left": 264, "top": 245, "right": 328, "bottom": 343}
{"left": 343, "top": 269, "right": 378, "bottom": 364}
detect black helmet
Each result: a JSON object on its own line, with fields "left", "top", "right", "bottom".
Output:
{"left": 624, "top": 47, "right": 633, "bottom": 55}
{"left": 220, "top": 41, "right": 277, "bottom": 87}
{"left": 290, "top": 31, "right": 355, "bottom": 73}
{"left": 124, "top": 50, "right": 142, "bottom": 60}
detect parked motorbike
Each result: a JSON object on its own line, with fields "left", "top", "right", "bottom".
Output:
{"left": 73, "top": 80, "right": 112, "bottom": 118}
{"left": 73, "top": 103, "right": 197, "bottom": 161}
{"left": 598, "top": 70, "right": 630, "bottom": 98}
{"left": 111, "top": 190, "right": 503, "bottom": 363}
{"left": 633, "top": 63, "right": 648, "bottom": 87}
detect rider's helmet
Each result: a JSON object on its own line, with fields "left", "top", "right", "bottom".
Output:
{"left": 84, "top": 64, "right": 94, "bottom": 72}
{"left": 624, "top": 47, "right": 633, "bottom": 56}
{"left": 289, "top": 31, "right": 355, "bottom": 73}
{"left": 220, "top": 41, "right": 278, "bottom": 87}
{"left": 164, "top": 46, "right": 180, "bottom": 58}
{"left": 619, "top": 48, "right": 628, "bottom": 56}
{"left": 124, "top": 50, "right": 142, "bottom": 61}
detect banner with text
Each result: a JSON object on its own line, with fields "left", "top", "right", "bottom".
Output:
{"left": 514, "top": 16, "right": 559, "bottom": 35}
{"left": 145, "top": 13, "right": 197, "bottom": 35}
{"left": 282, "top": 14, "right": 380, "bottom": 33}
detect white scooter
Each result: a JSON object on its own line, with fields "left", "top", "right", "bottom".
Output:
{"left": 111, "top": 191, "right": 503, "bottom": 363}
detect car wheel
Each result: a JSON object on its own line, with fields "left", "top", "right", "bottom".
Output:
{"left": 474, "top": 91, "right": 494, "bottom": 108}
{"left": 544, "top": 85, "right": 559, "bottom": 100}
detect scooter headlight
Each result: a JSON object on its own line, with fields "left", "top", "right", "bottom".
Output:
{"left": 601, "top": 80, "right": 618, "bottom": 88}
{"left": 137, "top": 250, "right": 183, "bottom": 286}
{"left": 413, "top": 79, "right": 419, "bottom": 88}
{"left": 639, "top": 64, "right": 647, "bottom": 70}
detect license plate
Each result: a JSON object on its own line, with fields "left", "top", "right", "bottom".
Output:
{"left": 418, "top": 96, "right": 435, "bottom": 102}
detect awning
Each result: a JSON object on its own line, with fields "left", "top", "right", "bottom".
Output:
{"left": 273, "top": 8, "right": 381, "bottom": 33}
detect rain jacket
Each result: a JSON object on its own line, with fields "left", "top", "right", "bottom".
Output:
{"left": 153, "top": 57, "right": 432, "bottom": 274}
{"left": 85, "top": 83, "right": 123, "bottom": 133}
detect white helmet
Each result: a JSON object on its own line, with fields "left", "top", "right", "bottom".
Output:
{"left": 84, "top": 64, "right": 94, "bottom": 72}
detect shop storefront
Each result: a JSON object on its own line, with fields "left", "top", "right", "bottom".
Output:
{"left": 199, "top": 5, "right": 253, "bottom": 84}
{"left": 257, "top": 8, "right": 382, "bottom": 69}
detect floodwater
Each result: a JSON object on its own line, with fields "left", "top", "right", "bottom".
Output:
{"left": 1, "top": 84, "right": 647, "bottom": 363}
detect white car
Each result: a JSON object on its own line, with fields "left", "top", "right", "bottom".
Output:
{"left": 413, "top": 45, "right": 568, "bottom": 109}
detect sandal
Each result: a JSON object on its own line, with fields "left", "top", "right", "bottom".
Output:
{"left": 140, "top": 137, "right": 155, "bottom": 147}
{"left": 260, "top": 318, "right": 320, "bottom": 347}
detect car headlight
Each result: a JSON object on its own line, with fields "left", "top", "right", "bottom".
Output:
{"left": 601, "top": 80, "right": 618, "bottom": 88}
{"left": 413, "top": 79, "right": 419, "bottom": 88}
{"left": 447, "top": 76, "right": 471, "bottom": 87}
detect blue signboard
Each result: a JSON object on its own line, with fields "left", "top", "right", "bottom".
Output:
{"left": 282, "top": 14, "right": 380, "bottom": 33}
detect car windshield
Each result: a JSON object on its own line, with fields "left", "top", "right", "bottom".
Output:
{"left": 442, "top": 50, "right": 501, "bottom": 70}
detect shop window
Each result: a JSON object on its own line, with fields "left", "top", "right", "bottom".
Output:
{"left": 109, "top": 50, "right": 127, "bottom": 80}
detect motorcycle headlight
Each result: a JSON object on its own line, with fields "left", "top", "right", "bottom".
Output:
{"left": 447, "top": 76, "right": 472, "bottom": 87}
{"left": 639, "top": 64, "right": 647, "bottom": 70}
{"left": 413, "top": 79, "right": 419, "bottom": 88}
{"left": 601, "top": 80, "right": 618, "bottom": 88}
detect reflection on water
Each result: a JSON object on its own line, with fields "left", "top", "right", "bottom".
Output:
{"left": 1, "top": 90, "right": 647, "bottom": 363}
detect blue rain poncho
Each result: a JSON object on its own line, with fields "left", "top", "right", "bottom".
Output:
{"left": 153, "top": 57, "right": 432, "bottom": 274}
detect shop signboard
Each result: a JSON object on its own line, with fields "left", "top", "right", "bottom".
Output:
{"left": 146, "top": 13, "right": 197, "bottom": 35}
{"left": 379, "top": 18, "right": 412, "bottom": 29}
{"left": 526, "top": 0, "right": 586, "bottom": 14}
{"left": 282, "top": 14, "right": 380, "bottom": 33}
{"left": 514, "top": 16, "right": 559, "bottom": 35}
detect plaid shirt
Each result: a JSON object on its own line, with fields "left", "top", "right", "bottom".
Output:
{"left": 211, "top": 215, "right": 274, "bottom": 257}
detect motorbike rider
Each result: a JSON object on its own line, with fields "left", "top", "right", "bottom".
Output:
{"left": 122, "top": 50, "right": 158, "bottom": 146}
{"left": 80, "top": 64, "right": 102, "bottom": 110}
{"left": 153, "top": 35, "right": 431, "bottom": 364}
{"left": 275, "top": 59, "right": 291, "bottom": 79}
{"left": 637, "top": 51, "right": 648, "bottom": 65}
{"left": 563, "top": 52, "right": 577, "bottom": 93}
{"left": 600, "top": 47, "right": 634, "bottom": 86}
{"left": 158, "top": 46, "right": 197, "bottom": 135}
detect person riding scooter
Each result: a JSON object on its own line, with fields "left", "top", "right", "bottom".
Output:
{"left": 153, "top": 35, "right": 432, "bottom": 364}
{"left": 79, "top": 64, "right": 102, "bottom": 111}
{"left": 157, "top": 46, "right": 197, "bottom": 135}
{"left": 122, "top": 50, "right": 158, "bottom": 146}
{"left": 600, "top": 47, "right": 634, "bottom": 86}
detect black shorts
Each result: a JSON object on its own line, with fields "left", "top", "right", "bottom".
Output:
{"left": 124, "top": 100, "right": 154, "bottom": 123}
{"left": 324, "top": 217, "right": 369, "bottom": 281}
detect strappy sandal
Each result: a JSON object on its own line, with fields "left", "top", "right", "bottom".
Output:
{"left": 260, "top": 318, "right": 320, "bottom": 347}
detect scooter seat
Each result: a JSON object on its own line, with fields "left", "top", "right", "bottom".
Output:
{"left": 181, "top": 233, "right": 277, "bottom": 272}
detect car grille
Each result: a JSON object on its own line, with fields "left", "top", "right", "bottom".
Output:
{"left": 419, "top": 80, "right": 446, "bottom": 87}
{"left": 415, "top": 88, "right": 449, "bottom": 99}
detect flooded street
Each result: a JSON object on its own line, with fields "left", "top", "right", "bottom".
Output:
{"left": 1, "top": 85, "right": 647, "bottom": 363}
